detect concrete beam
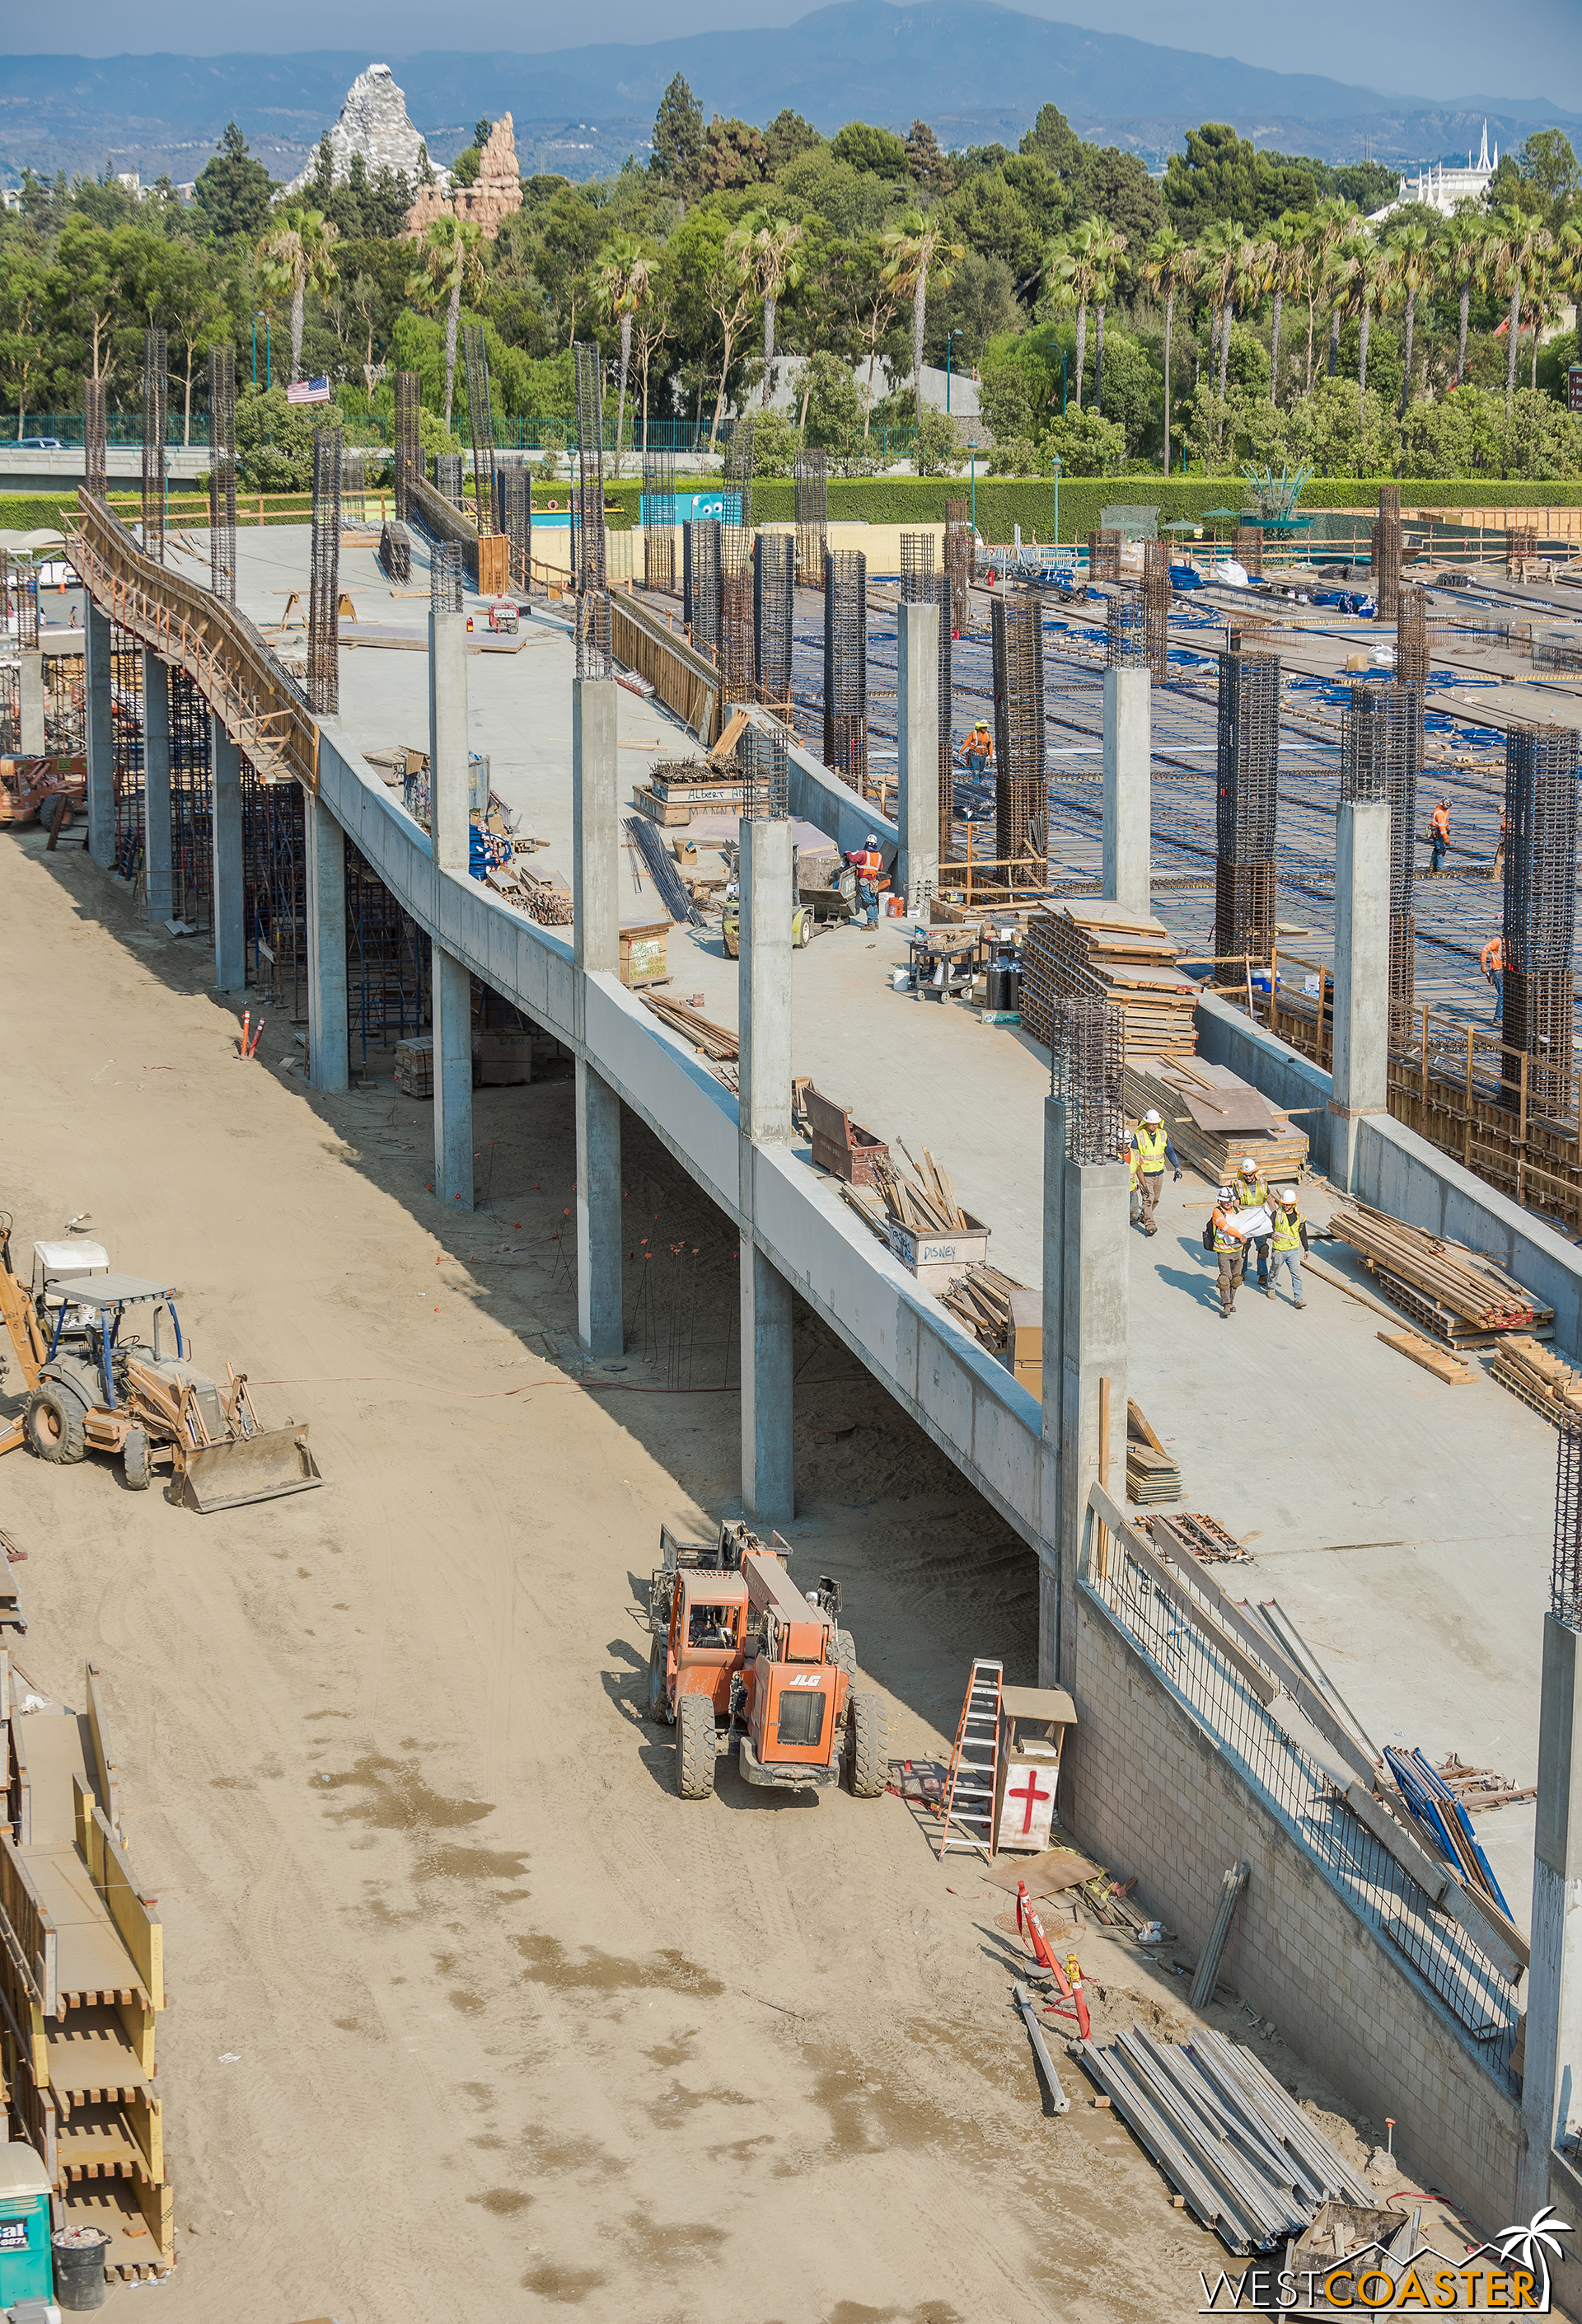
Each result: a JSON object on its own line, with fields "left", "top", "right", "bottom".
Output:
{"left": 142, "top": 650, "right": 173, "bottom": 925}
{"left": 742, "top": 1242, "right": 794, "bottom": 1525}
{"left": 209, "top": 715, "right": 245, "bottom": 994}
{"left": 1522, "top": 1612, "right": 1582, "bottom": 2209}
{"left": 1102, "top": 665, "right": 1151, "bottom": 920}
{"left": 897, "top": 598, "right": 941, "bottom": 911}
{"left": 575, "top": 1058, "right": 623, "bottom": 1358}
{"left": 428, "top": 603, "right": 470, "bottom": 878}
{"left": 432, "top": 943, "right": 474, "bottom": 1212}
{"left": 17, "top": 653, "right": 44, "bottom": 755}
{"left": 573, "top": 677, "right": 619, "bottom": 990}
{"left": 305, "top": 790, "right": 349, "bottom": 1093}
{"left": 1329, "top": 797, "right": 1390, "bottom": 1192}
{"left": 85, "top": 600, "right": 114, "bottom": 870}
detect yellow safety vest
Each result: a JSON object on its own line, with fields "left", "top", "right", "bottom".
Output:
{"left": 1135, "top": 1126, "right": 1168, "bottom": 1173}
{"left": 1271, "top": 1207, "right": 1304, "bottom": 1253}
{"left": 1126, "top": 1150, "right": 1139, "bottom": 1190}
{"left": 1236, "top": 1177, "right": 1270, "bottom": 1213}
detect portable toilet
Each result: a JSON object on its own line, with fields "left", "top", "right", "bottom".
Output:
{"left": 0, "top": 2143, "right": 55, "bottom": 2303}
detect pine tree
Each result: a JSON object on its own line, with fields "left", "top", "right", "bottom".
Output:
{"left": 651, "top": 75, "right": 704, "bottom": 194}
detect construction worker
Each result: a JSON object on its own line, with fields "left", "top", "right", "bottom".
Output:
{"left": 1210, "top": 1186, "right": 1247, "bottom": 1317}
{"left": 1267, "top": 1187, "right": 1309, "bottom": 1307}
{"left": 1481, "top": 931, "right": 1505, "bottom": 1023}
{"left": 1233, "top": 1154, "right": 1272, "bottom": 1291}
{"left": 1130, "top": 1108, "right": 1182, "bottom": 1237}
{"left": 845, "top": 833, "right": 884, "bottom": 927}
{"left": 1124, "top": 1137, "right": 1140, "bottom": 1226}
{"left": 1430, "top": 797, "right": 1450, "bottom": 874}
{"left": 962, "top": 721, "right": 995, "bottom": 777}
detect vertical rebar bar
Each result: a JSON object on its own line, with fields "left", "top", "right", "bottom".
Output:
{"left": 503, "top": 462, "right": 532, "bottom": 590}
{"left": 307, "top": 424, "right": 342, "bottom": 718}
{"left": 141, "top": 330, "right": 167, "bottom": 564}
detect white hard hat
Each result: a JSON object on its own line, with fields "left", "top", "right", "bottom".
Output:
{"left": 866, "top": 832, "right": 878, "bottom": 846}
{"left": 1143, "top": 1109, "right": 1162, "bottom": 1125}
{"left": 1240, "top": 1155, "right": 1257, "bottom": 1172}
{"left": 1280, "top": 1187, "right": 1298, "bottom": 1202}
{"left": 1218, "top": 1186, "right": 1233, "bottom": 1202}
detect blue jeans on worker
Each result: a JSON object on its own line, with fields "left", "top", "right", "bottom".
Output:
{"left": 859, "top": 882, "right": 878, "bottom": 927}
{"left": 1430, "top": 838, "right": 1446, "bottom": 873}
{"left": 1247, "top": 1235, "right": 1270, "bottom": 1287}
{"left": 967, "top": 752, "right": 988, "bottom": 776}
{"left": 1491, "top": 968, "right": 1504, "bottom": 1022}
{"left": 1271, "top": 1249, "right": 1304, "bottom": 1302}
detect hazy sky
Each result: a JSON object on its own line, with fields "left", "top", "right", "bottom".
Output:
{"left": 11, "top": 0, "right": 1581, "bottom": 112}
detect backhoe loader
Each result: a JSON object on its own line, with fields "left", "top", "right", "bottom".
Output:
{"left": 0, "top": 1217, "right": 321, "bottom": 1511}
{"left": 646, "top": 1520, "right": 887, "bottom": 1800}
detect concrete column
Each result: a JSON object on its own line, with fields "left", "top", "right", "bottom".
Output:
{"left": 17, "top": 654, "right": 45, "bottom": 754}
{"left": 432, "top": 944, "right": 474, "bottom": 1212}
{"left": 428, "top": 604, "right": 470, "bottom": 877}
{"left": 141, "top": 650, "right": 173, "bottom": 925}
{"left": 739, "top": 816, "right": 795, "bottom": 1523}
{"left": 572, "top": 677, "right": 619, "bottom": 986}
{"left": 85, "top": 600, "right": 114, "bottom": 870}
{"left": 897, "top": 599, "right": 941, "bottom": 911}
{"left": 1102, "top": 664, "right": 1151, "bottom": 919}
{"left": 1521, "top": 1614, "right": 1582, "bottom": 2209}
{"left": 209, "top": 714, "right": 245, "bottom": 994}
{"left": 304, "top": 790, "right": 349, "bottom": 1094}
{"left": 1327, "top": 798, "right": 1390, "bottom": 1192}
{"left": 575, "top": 1060, "right": 623, "bottom": 1357}
{"left": 1038, "top": 1097, "right": 1129, "bottom": 1688}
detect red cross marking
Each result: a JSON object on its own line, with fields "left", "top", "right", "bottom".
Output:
{"left": 1007, "top": 1767, "right": 1051, "bottom": 1835}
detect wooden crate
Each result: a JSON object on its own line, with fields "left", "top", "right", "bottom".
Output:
{"left": 887, "top": 1211, "right": 990, "bottom": 1292}
{"left": 620, "top": 923, "right": 670, "bottom": 990}
{"left": 803, "top": 1086, "right": 888, "bottom": 1186}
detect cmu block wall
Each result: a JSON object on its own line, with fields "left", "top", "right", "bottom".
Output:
{"left": 1065, "top": 1583, "right": 1523, "bottom": 2233}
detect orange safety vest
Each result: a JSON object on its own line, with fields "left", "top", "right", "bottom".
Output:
{"left": 1211, "top": 1206, "right": 1243, "bottom": 1254}
{"left": 855, "top": 848, "right": 882, "bottom": 879}
{"left": 1481, "top": 935, "right": 1503, "bottom": 974}
{"left": 1431, "top": 804, "right": 1450, "bottom": 842}
{"left": 967, "top": 725, "right": 993, "bottom": 757}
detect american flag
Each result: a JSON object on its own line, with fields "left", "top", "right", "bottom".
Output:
{"left": 286, "top": 376, "right": 331, "bottom": 405}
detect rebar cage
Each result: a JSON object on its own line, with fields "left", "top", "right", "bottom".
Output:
{"left": 690, "top": 521, "right": 723, "bottom": 661}
{"left": 430, "top": 541, "right": 462, "bottom": 616}
{"left": 141, "top": 330, "right": 167, "bottom": 564}
{"left": 573, "top": 340, "right": 611, "bottom": 679}
{"left": 823, "top": 550, "right": 868, "bottom": 794}
{"left": 753, "top": 532, "right": 793, "bottom": 710}
{"left": 1215, "top": 648, "right": 1280, "bottom": 966}
{"left": 462, "top": 325, "right": 496, "bottom": 533}
{"left": 744, "top": 721, "right": 789, "bottom": 820}
{"left": 643, "top": 447, "right": 676, "bottom": 593}
{"left": 1555, "top": 1419, "right": 1582, "bottom": 1630}
{"left": 208, "top": 345, "right": 236, "bottom": 605}
{"left": 991, "top": 594, "right": 1046, "bottom": 880}
{"left": 1504, "top": 722, "right": 1580, "bottom": 1114}
{"left": 793, "top": 448, "right": 828, "bottom": 588}
{"left": 394, "top": 373, "right": 420, "bottom": 522}
{"left": 307, "top": 424, "right": 341, "bottom": 718}
{"left": 1106, "top": 593, "right": 1148, "bottom": 668}
{"left": 84, "top": 376, "right": 107, "bottom": 500}
{"left": 1341, "top": 680, "right": 1420, "bottom": 1015}
{"left": 1051, "top": 997, "right": 1126, "bottom": 1164}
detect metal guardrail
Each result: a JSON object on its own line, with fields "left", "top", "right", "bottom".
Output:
{"left": 64, "top": 490, "right": 319, "bottom": 794}
{"left": 1083, "top": 1486, "right": 1519, "bottom": 2081}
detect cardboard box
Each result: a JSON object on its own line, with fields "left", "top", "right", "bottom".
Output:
{"left": 1004, "top": 1286, "right": 1042, "bottom": 1404}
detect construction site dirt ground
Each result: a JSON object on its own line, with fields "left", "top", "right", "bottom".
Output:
{"left": 0, "top": 820, "right": 1474, "bottom": 2323}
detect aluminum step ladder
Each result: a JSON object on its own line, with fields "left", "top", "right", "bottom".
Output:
{"left": 937, "top": 1659, "right": 1003, "bottom": 1860}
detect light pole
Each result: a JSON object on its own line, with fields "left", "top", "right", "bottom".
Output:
{"left": 1060, "top": 344, "right": 1069, "bottom": 417}
{"left": 969, "top": 448, "right": 976, "bottom": 548}
{"left": 1051, "top": 452, "right": 1062, "bottom": 555}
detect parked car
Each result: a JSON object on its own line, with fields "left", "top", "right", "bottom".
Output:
{"left": 16, "top": 438, "right": 64, "bottom": 452}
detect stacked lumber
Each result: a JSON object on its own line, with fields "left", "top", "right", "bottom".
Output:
{"left": 1376, "top": 1328, "right": 1474, "bottom": 1385}
{"left": 1021, "top": 902, "right": 1199, "bottom": 1061}
{"left": 1435, "top": 1754, "right": 1534, "bottom": 1813}
{"left": 394, "top": 1036, "right": 433, "bottom": 1099}
{"left": 640, "top": 994, "right": 739, "bottom": 1090}
{"left": 1488, "top": 1333, "right": 1582, "bottom": 1424}
{"left": 1329, "top": 1202, "right": 1552, "bottom": 1345}
{"left": 842, "top": 1141, "right": 971, "bottom": 1242}
{"left": 1124, "top": 1057, "right": 1308, "bottom": 1188}
{"left": 1126, "top": 1400, "right": 1181, "bottom": 1505}
{"left": 1149, "top": 1512, "right": 1249, "bottom": 1564}
{"left": 2, "top": 1661, "right": 173, "bottom": 2283}
{"left": 940, "top": 1264, "right": 1027, "bottom": 1356}
{"left": 485, "top": 862, "right": 575, "bottom": 927}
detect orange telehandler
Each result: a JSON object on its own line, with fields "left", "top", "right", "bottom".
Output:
{"left": 0, "top": 1216, "right": 321, "bottom": 1511}
{"left": 645, "top": 1519, "right": 887, "bottom": 1800}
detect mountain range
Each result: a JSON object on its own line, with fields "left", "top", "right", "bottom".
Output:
{"left": 3, "top": 2, "right": 1579, "bottom": 187}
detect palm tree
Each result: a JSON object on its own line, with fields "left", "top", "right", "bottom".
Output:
{"left": 1488, "top": 205, "right": 1554, "bottom": 415}
{"left": 1446, "top": 209, "right": 1489, "bottom": 385}
{"left": 1312, "top": 197, "right": 1358, "bottom": 378}
{"left": 1266, "top": 213, "right": 1309, "bottom": 405}
{"left": 1196, "top": 219, "right": 1241, "bottom": 396}
{"left": 592, "top": 234, "right": 653, "bottom": 476}
{"left": 1496, "top": 2205, "right": 1570, "bottom": 2308}
{"left": 740, "top": 213, "right": 806, "bottom": 408}
{"left": 1387, "top": 217, "right": 1435, "bottom": 415}
{"left": 1084, "top": 218, "right": 1129, "bottom": 414}
{"left": 255, "top": 207, "right": 339, "bottom": 385}
{"left": 882, "top": 212, "right": 966, "bottom": 425}
{"left": 1329, "top": 232, "right": 1382, "bottom": 419}
{"left": 1224, "top": 233, "right": 1274, "bottom": 399}
{"left": 1140, "top": 227, "right": 1197, "bottom": 474}
{"left": 406, "top": 216, "right": 487, "bottom": 430}
{"left": 1047, "top": 223, "right": 1102, "bottom": 411}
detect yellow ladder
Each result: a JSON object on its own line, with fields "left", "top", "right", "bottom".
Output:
{"left": 937, "top": 1659, "right": 1003, "bottom": 1860}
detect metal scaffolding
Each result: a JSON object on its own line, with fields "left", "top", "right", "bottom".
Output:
{"left": 141, "top": 330, "right": 167, "bottom": 564}
{"left": 991, "top": 593, "right": 1046, "bottom": 882}
{"left": 823, "top": 550, "right": 868, "bottom": 794}
{"left": 643, "top": 447, "right": 676, "bottom": 593}
{"left": 793, "top": 447, "right": 828, "bottom": 588}
{"left": 573, "top": 340, "right": 611, "bottom": 679}
{"left": 753, "top": 531, "right": 794, "bottom": 713}
{"left": 901, "top": 530, "right": 953, "bottom": 846}
{"left": 394, "top": 372, "right": 420, "bottom": 522}
{"left": 1503, "top": 722, "right": 1580, "bottom": 1115}
{"left": 307, "top": 424, "right": 341, "bottom": 718}
{"left": 208, "top": 345, "right": 236, "bottom": 604}
{"left": 462, "top": 324, "right": 497, "bottom": 533}
{"left": 1051, "top": 997, "right": 1126, "bottom": 1164}
{"left": 84, "top": 375, "right": 107, "bottom": 501}
{"left": 347, "top": 840, "right": 431, "bottom": 1057}
{"left": 1341, "top": 680, "right": 1420, "bottom": 1018}
{"left": 1215, "top": 646, "right": 1280, "bottom": 968}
